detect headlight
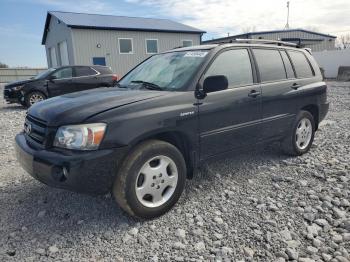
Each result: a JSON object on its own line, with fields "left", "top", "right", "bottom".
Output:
{"left": 12, "top": 85, "right": 24, "bottom": 91}
{"left": 53, "top": 123, "right": 106, "bottom": 150}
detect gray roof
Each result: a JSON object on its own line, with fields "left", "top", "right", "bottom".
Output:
{"left": 42, "top": 11, "right": 205, "bottom": 44}
{"left": 203, "top": 28, "right": 336, "bottom": 44}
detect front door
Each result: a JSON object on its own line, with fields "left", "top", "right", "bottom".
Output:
{"left": 198, "top": 48, "right": 262, "bottom": 160}
{"left": 47, "top": 67, "right": 75, "bottom": 97}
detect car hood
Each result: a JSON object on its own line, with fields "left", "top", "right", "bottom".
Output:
{"left": 28, "top": 87, "right": 166, "bottom": 126}
{"left": 5, "top": 79, "right": 37, "bottom": 88}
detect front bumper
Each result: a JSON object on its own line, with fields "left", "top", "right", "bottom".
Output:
{"left": 3, "top": 88, "right": 23, "bottom": 103}
{"left": 15, "top": 133, "right": 128, "bottom": 195}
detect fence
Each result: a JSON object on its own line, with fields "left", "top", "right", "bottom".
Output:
{"left": 0, "top": 68, "right": 47, "bottom": 83}
{"left": 313, "top": 49, "right": 350, "bottom": 79}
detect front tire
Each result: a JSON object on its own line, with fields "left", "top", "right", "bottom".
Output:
{"left": 282, "top": 110, "right": 315, "bottom": 156}
{"left": 24, "top": 91, "right": 46, "bottom": 107}
{"left": 113, "top": 140, "right": 186, "bottom": 219}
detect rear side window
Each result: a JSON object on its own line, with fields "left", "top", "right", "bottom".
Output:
{"left": 253, "top": 49, "right": 286, "bottom": 82}
{"left": 287, "top": 51, "right": 314, "bottom": 78}
{"left": 75, "top": 67, "right": 97, "bottom": 77}
{"left": 280, "top": 51, "right": 295, "bottom": 78}
{"left": 204, "top": 49, "right": 253, "bottom": 87}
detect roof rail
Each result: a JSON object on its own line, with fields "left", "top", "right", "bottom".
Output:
{"left": 225, "top": 38, "right": 299, "bottom": 48}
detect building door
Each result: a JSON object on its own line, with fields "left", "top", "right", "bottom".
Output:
{"left": 58, "top": 41, "right": 69, "bottom": 66}
{"left": 49, "top": 47, "right": 57, "bottom": 68}
{"left": 92, "top": 57, "right": 106, "bottom": 66}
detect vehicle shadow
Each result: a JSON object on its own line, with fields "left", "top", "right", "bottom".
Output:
{"left": 0, "top": 104, "right": 26, "bottom": 112}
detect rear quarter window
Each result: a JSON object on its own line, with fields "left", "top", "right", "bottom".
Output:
{"left": 95, "top": 67, "right": 113, "bottom": 74}
{"left": 287, "top": 51, "right": 315, "bottom": 78}
{"left": 75, "top": 66, "right": 97, "bottom": 77}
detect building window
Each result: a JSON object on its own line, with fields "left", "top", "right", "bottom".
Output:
{"left": 119, "top": 38, "right": 133, "bottom": 54}
{"left": 182, "top": 40, "right": 193, "bottom": 47}
{"left": 146, "top": 39, "right": 158, "bottom": 54}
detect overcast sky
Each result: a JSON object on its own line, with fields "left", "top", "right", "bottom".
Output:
{"left": 1, "top": 0, "right": 350, "bottom": 67}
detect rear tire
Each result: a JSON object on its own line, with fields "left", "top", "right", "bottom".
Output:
{"left": 113, "top": 140, "right": 186, "bottom": 219}
{"left": 282, "top": 110, "right": 315, "bottom": 156}
{"left": 24, "top": 91, "right": 46, "bottom": 107}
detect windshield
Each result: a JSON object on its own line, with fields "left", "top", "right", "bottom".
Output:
{"left": 118, "top": 50, "right": 209, "bottom": 90}
{"left": 34, "top": 68, "right": 56, "bottom": 79}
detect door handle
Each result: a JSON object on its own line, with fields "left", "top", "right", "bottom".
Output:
{"left": 291, "top": 83, "right": 301, "bottom": 90}
{"left": 248, "top": 90, "right": 261, "bottom": 98}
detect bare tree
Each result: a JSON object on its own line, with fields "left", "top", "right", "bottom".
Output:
{"left": 338, "top": 34, "right": 350, "bottom": 49}
{"left": 0, "top": 62, "right": 9, "bottom": 68}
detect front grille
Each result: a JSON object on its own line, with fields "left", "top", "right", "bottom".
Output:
{"left": 24, "top": 115, "right": 48, "bottom": 146}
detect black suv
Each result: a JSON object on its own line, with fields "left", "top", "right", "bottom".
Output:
{"left": 4, "top": 65, "right": 117, "bottom": 107}
{"left": 15, "top": 41, "right": 329, "bottom": 219}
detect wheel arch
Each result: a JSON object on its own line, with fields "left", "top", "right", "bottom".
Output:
{"left": 301, "top": 104, "right": 319, "bottom": 130}
{"left": 129, "top": 130, "right": 196, "bottom": 179}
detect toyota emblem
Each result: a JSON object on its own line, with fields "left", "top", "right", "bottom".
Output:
{"left": 24, "top": 123, "right": 32, "bottom": 135}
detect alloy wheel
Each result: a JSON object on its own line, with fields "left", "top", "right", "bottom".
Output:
{"left": 135, "top": 155, "right": 178, "bottom": 208}
{"left": 295, "top": 118, "right": 312, "bottom": 150}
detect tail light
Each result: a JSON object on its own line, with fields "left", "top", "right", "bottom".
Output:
{"left": 112, "top": 74, "right": 119, "bottom": 81}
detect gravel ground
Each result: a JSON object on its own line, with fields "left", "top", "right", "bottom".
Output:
{"left": 0, "top": 82, "right": 349, "bottom": 262}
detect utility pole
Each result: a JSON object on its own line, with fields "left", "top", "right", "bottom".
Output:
{"left": 285, "top": 1, "right": 290, "bottom": 29}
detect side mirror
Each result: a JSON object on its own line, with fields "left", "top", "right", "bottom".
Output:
{"left": 203, "top": 75, "right": 228, "bottom": 94}
{"left": 48, "top": 75, "right": 57, "bottom": 82}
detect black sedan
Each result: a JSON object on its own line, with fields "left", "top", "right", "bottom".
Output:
{"left": 3, "top": 65, "right": 118, "bottom": 107}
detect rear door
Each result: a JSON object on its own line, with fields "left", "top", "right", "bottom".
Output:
{"left": 73, "top": 66, "right": 101, "bottom": 92}
{"left": 198, "top": 48, "right": 262, "bottom": 159}
{"left": 252, "top": 48, "right": 298, "bottom": 140}
{"left": 47, "top": 67, "right": 75, "bottom": 97}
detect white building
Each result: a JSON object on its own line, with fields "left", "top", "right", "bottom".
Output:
{"left": 42, "top": 11, "right": 205, "bottom": 76}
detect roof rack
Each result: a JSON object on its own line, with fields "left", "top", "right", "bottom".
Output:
{"left": 223, "top": 38, "right": 299, "bottom": 48}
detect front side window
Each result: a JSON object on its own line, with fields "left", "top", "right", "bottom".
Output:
{"left": 119, "top": 38, "right": 133, "bottom": 54}
{"left": 146, "top": 39, "right": 158, "bottom": 54}
{"left": 52, "top": 67, "right": 73, "bottom": 79}
{"left": 75, "top": 66, "right": 97, "bottom": 77}
{"left": 288, "top": 51, "right": 314, "bottom": 78}
{"left": 253, "top": 49, "right": 287, "bottom": 82}
{"left": 182, "top": 40, "right": 193, "bottom": 47}
{"left": 204, "top": 49, "right": 253, "bottom": 87}
{"left": 119, "top": 50, "right": 209, "bottom": 90}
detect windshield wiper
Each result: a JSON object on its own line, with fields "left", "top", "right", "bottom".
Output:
{"left": 131, "top": 80, "right": 163, "bottom": 90}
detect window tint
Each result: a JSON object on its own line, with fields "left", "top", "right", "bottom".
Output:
{"left": 182, "top": 40, "right": 193, "bottom": 47}
{"left": 52, "top": 67, "right": 72, "bottom": 79}
{"left": 288, "top": 51, "right": 314, "bottom": 78}
{"left": 205, "top": 49, "right": 253, "bottom": 87}
{"left": 75, "top": 66, "right": 97, "bottom": 77}
{"left": 253, "top": 49, "right": 286, "bottom": 82}
{"left": 146, "top": 39, "right": 158, "bottom": 54}
{"left": 119, "top": 39, "right": 133, "bottom": 54}
{"left": 280, "top": 51, "right": 295, "bottom": 78}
